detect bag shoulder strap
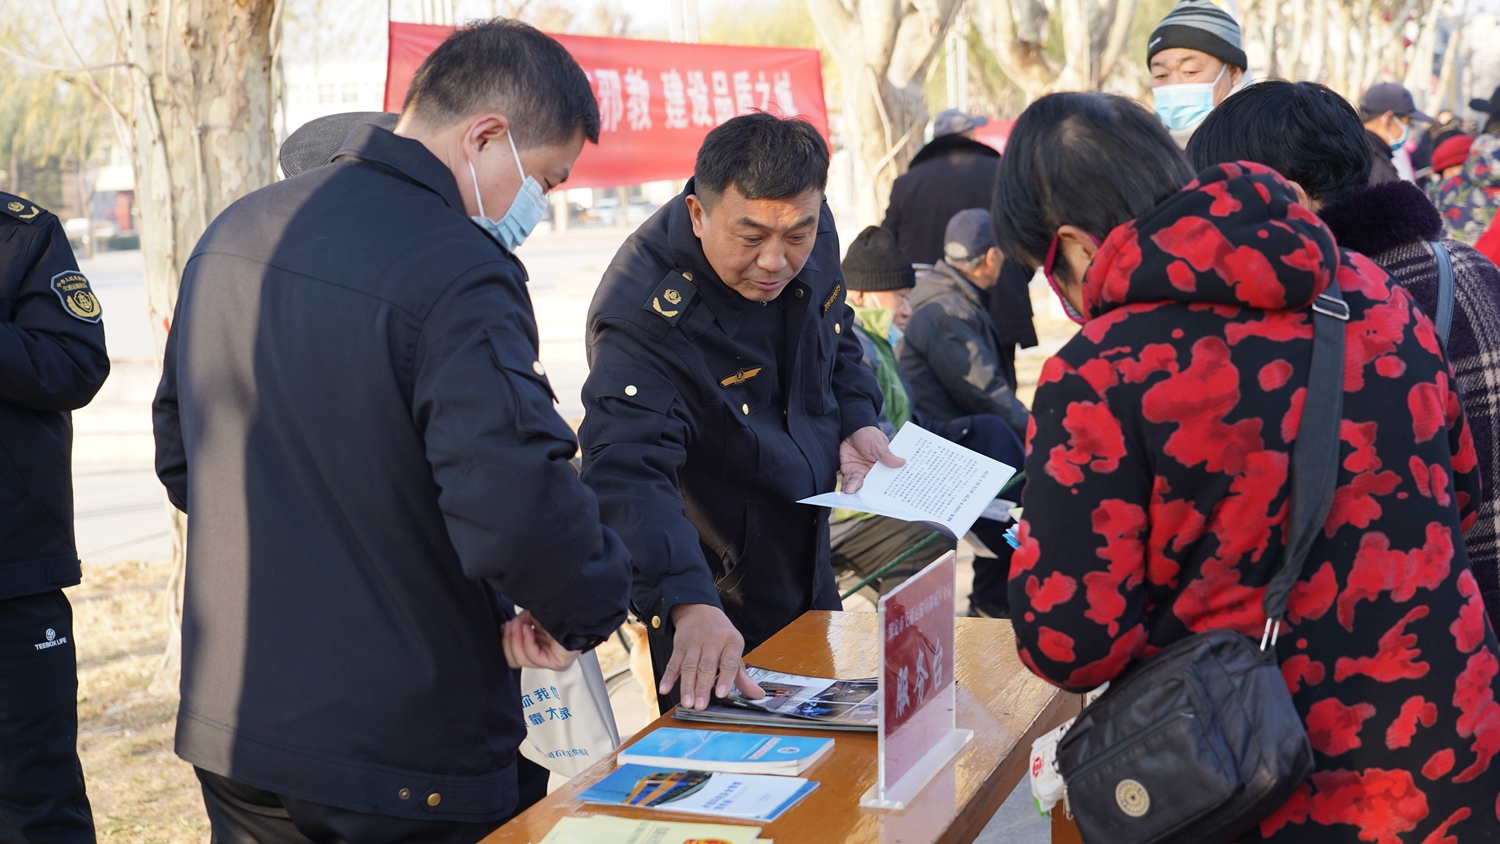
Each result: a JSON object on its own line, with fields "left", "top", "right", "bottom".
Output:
{"left": 1430, "top": 240, "right": 1455, "bottom": 350}
{"left": 1260, "top": 280, "right": 1348, "bottom": 646}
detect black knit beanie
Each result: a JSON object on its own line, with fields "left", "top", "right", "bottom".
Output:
{"left": 841, "top": 226, "right": 915, "bottom": 291}
{"left": 1148, "top": 0, "right": 1247, "bottom": 71}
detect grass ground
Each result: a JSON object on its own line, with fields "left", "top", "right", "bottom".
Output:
{"left": 69, "top": 562, "right": 205, "bottom": 844}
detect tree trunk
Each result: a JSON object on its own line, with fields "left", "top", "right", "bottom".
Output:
{"left": 972, "top": 0, "right": 1130, "bottom": 100}
{"left": 1308, "top": 0, "right": 1328, "bottom": 84}
{"left": 805, "top": 0, "right": 960, "bottom": 228}
{"left": 1331, "top": 0, "right": 1352, "bottom": 97}
{"left": 124, "top": 0, "right": 280, "bottom": 697}
{"left": 1404, "top": 0, "right": 1446, "bottom": 112}
{"left": 1434, "top": 2, "right": 1466, "bottom": 113}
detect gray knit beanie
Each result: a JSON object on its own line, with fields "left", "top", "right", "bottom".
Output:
{"left": 1148, "top": 0, "right": 1247, "bottom": 71}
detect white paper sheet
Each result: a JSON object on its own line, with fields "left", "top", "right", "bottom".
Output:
{"left": 799, "top": 423, "right": 1016, "bottom": 538}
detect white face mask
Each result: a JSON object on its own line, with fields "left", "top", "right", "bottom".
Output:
{"left": 469, "top": 129, "right": 549, "bottom": 253}
{"left": 1153, "top": 64, "right": 1227, "bottom": 132}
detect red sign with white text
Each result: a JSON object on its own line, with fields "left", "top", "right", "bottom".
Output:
{"left": 878, "top": 551, "right": 958, "bottom": 790}
{"left": 385, "top": 23, "right": 830, "bottom": 189}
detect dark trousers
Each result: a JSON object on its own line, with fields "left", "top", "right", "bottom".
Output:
{"left": 0, "top": 590, "right": 94, "bottom": 844}
{"left": 195, "top": 756, "right": 549, "bottom": 844}
{"left": 939, "top": 415, "right": 1025, "bottom": 613}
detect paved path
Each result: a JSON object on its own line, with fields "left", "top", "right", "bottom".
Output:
{"left": 67, "top": 229, "right": 1047, "bottom": 842}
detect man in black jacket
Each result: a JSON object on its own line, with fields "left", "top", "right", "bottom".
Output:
{"left": 0, "top": 193, "right": 107, "bottom": 843}
{"left": 900, "top": 209, "right": 1030, "bottom": 437}
{"left": 578, "top": 114, "right": 894, "bottom": 714}
{"left": 152, "top": 21, "right": 630, "bottom": 843}
{"left": 880, "top": 110, "right": 1001, "bottom": 265}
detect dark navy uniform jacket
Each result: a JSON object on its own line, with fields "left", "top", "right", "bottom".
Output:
{"left": 578, "top": 183, "right": 882, "bottom": 651}
{"left": 0, "top": 194, "right": 108, "bottom": 601}
{"left": 152, "top": 126, "right": 630, "bottom": 822}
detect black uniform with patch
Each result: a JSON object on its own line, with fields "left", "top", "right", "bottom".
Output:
{"left": 0, "top": 192, "right": 107, "bottom": 843}
{"left": 579, "top": 182, "right": 883, "bottom": 687}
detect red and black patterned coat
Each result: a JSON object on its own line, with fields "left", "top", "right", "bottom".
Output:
{"left": 1010, "top": 162, "right": 1500, "bottom": 842}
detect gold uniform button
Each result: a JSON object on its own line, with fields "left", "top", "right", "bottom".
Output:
{"left": 741, "top": 404, "right": 750, "bottom": 415}
{"left": 427, "top": 792, "right": 441, "bottom": 807}
{"left": 531, "top": 361, "right": 546, "bottom": 376}
{"left": 682, "top": 272, "right": 694, "bottom": 281}
{"left": 625, "top": 385, "right": 638, "bottom": 397}
{"left": 794, "top": 288, "right": 804, "bottom": 298}
{"left": 834, "top": 323, "right": 842, "bottom": 334}
{"left": 398, "top": 788, "right": 411, "bottom": 800}
{"left": 651, "top": 615, "right": 662, "bottom": 629}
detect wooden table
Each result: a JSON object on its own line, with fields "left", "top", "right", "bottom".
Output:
{"left": 485, "top": 611, "right": 1081, "bottom": 844}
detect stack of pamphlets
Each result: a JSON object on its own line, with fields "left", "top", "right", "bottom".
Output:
{"left": 538, "top": 816, "right": 770, "bottom": 844}
{"left": 618, "top": 728, "right": 833, "bottom": 775}
{"left": 673, "top": 667, "right": 878, "bottom": 731}
{"left": 577, "top": 764, "right": 817, "bottom": 822}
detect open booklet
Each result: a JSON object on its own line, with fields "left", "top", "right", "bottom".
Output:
{"left": 798, "top": 422, "right": 1017, "bottom": 538}
{"left": 674, "top": 667, "right": 879, "bottom": 731}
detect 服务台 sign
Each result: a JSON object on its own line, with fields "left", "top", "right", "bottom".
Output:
{"left": 385, "top": 23, "right": 831, "bottom": 190}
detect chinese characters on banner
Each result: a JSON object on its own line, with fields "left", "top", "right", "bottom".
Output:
{"left": 385, "top": 23, "right": 830, "bottom": 189}
{"left": 877, "top": 551, "right": 960, "bottom": 793}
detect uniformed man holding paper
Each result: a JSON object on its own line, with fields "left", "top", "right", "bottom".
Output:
{"left": 579, "top": 114, "right": 898, "bottom": 712}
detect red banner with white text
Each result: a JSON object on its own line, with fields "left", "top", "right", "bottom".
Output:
{"left": 385, "top": 23, "right": 830, "bottom": 189}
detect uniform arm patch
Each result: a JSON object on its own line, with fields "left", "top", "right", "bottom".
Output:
{"left": 50, "top": 272, "right": 103, "bottom": 323}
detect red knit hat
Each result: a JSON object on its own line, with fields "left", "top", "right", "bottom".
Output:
{"left": 1432, "top": 135, "right": 1473, "bottom": 173}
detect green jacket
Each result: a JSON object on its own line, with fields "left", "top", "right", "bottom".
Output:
{"left": 834, "top": 304, "right": 913, "bottom": 524}
{"left": 849, "top": 303, "right": 911, "bottom": 432}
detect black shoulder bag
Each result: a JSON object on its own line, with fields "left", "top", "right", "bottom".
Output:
{"left": 1054, "top": 281, "right": 1349, "bottom": 844}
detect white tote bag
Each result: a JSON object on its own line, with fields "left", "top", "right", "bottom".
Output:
{"left": 518, "top": 649, "right": 621, "bottom": 778}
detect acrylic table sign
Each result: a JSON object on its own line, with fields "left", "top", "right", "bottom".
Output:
{"left": 860, "top": 550, "right": 973, "bottom": 810}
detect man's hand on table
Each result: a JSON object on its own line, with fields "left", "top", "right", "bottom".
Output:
{"left": 839, "top": 425, "right": 905, "bottom": 493}
{"left": 502, "top": 610, "right": 579, "bottom": 670}
{"left": 662, "top": 603, "right": 766, "bottom": 710}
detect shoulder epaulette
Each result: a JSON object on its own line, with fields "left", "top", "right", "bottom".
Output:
{"left": 644, "top": 269, "right": 698, "bottom": 326}
{"left": 0, "top": 193, "right": 45, "bottom": 224}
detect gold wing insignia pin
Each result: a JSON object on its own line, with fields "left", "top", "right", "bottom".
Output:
{"left": 719, "top": 367, "right": 764, "bottom": 388}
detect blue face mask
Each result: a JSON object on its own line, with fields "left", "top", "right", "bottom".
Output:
{"left": 1390, "top": 122, "right": 1412, "bottom": 151}
{"left": 887, "top": 322, "right": 905, "bottom": 348}
{"left": 469, "top": 129, "right": 549, "bottom": 253}
{"left": 1153, "top": 64, "right": 1226, "bottom": 132}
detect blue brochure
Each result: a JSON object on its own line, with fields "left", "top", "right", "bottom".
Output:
{"left": 618, "top": 728, "right": 833, "bottom": 775}
{"left": 578, "top": 764, "right": 818, "bottom": 822}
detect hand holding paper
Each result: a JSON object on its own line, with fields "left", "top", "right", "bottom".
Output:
{"left": 801, "top": 423, "right": 1016, "bottom": 539}
{"left": 838, "top": 425, "right": 906, "bottom": 493}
